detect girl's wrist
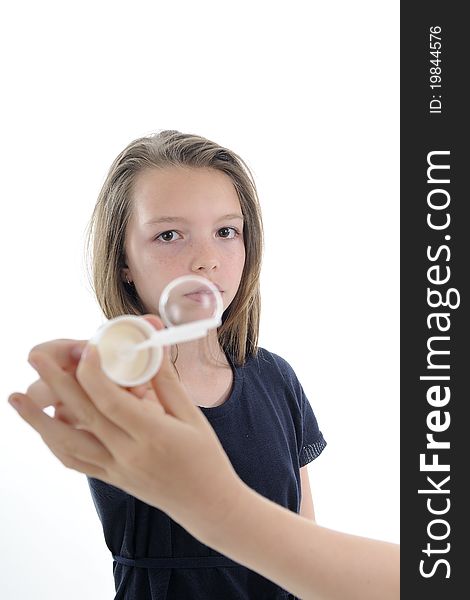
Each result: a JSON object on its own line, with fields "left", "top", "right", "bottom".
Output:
{"left": 172, "top": 475, "right": 252, "bottom": 551}
{"left": 202, "top": 479, "right": 253, "bottom": 549}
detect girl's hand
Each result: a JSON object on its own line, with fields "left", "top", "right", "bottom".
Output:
{"left": 8, "top": 316, "right": 243, "bottom": 539}
{"left": 24, "top": 334, "right": 155, "bottom": 425}
{"left": 24, "top": 339, "right": 87, "bottom": 426}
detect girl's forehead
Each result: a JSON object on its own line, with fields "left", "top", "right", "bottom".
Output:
{"left": 131, "top": 166, "right": 242, "bottom": 220}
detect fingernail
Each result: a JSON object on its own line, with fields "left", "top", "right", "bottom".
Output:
{"left": 70, "top": 345, "right": 83, "bottom": 361}
{"left": 28, "top": 355, "right": 39, "bottom": 370}
{"left": 8, "top": 394, "right": 22, "bottom": 409}
{"left": 81, "top": 343, "right": 96, "bottom": 362}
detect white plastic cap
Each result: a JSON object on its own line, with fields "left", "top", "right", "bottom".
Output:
{"left": 91, "top": 315, "right": 162, "bottom": 387}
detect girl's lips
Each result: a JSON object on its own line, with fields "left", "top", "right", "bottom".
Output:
{"left": 183, "top": 287, "right": 223, "bottom": 305}
{"left": 183, "top": 284, "right": 223, "bottom": 295}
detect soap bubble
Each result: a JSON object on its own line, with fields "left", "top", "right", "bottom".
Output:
{"left": 159, "top": 275, "right": 223, "bottom": 326}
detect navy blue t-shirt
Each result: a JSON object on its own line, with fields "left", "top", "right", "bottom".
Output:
{"left": 88, "top": 347, "right": 327, "bottom": 599}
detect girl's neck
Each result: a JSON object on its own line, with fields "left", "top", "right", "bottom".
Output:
{"left": 170, "top": 331, "right": 228, "bottom": 376}
{"left": 169, "top": 331, "right": 233, "bottom": 409}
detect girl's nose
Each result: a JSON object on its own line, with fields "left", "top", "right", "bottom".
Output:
{"left": 190, "top": 243, "right": 219, "bottom": 273}
{"left": 190, "top": 257, "right": 219, "bottom": 272}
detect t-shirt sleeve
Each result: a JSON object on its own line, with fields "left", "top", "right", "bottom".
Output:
{"left": 270, "top": 351, "right": 327, "bottom": 467}
{"left": 298, "top": 387, "right": 327, "bottom": 467}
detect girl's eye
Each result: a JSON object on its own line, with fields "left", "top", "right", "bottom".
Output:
{"left": 156, "top": 230, "right": 181, "bottom": 243}
{"left": 217, "top": 227, "right": 238, "bottom": 239}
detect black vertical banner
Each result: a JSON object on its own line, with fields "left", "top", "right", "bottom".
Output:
{"left": 401, "top": 3, "right": 468, "bottom": 599}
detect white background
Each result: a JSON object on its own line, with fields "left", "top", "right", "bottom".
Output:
{"left": 0, "top": 1, "right": 399, "bottom": 598}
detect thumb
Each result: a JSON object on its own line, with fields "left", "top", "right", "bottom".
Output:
{"left": 140, "top": 313, "right": 200, "bottom": 422}
{"left": 141, "top": 313, "right": 165, "bottom": 332}
{"left": 150, "top": 343, "right": 201, "bottom": 424}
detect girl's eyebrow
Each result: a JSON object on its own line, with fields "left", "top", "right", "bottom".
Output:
{"left": 218, "top": 213, "right": 244, "bottom": 222}
{"left": 143, "top": 216, "right": 187, "bottom": 226}
{"left": 143, "top": 214, "right": 244, "bottom": 226}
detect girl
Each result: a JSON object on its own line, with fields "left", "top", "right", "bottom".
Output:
{"left": 21, "top": 130, "right": 327, "bottom": 599}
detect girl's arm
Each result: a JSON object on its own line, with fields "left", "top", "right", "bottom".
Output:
{"left": 9, "top": 326, "right": 399, "bottom": 600}
{"left": 299, "top": 465, "right": 316, "bottom": 521}
{"left": 200, "top": 482, "right": 399, "bottom": 600}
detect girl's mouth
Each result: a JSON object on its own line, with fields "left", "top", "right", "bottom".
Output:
{"left": 183, "top": 289, "right": 222, "bottom": 304}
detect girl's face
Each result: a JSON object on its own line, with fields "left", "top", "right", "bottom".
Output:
{"left": 123, "top": 166, "right": 246, "bottom": 317}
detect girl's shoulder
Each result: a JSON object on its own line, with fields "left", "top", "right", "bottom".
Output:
{"left": 247, "top": 345, "right": 296, "bottom": 369}
{"left": 241, "top": 346, "right": 303, "bottom": 389}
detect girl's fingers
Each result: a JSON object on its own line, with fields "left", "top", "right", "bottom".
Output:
{"left": 27, "top": 379, "right": 80, "bottom": 426}
{"left": 141, "top": 314, "right": 203, "bottom": 422}
{"left": 76, "top": 344, "right": 163, "bottom": 436}
{"left": 139, "top": 315, "right": 173, "bottom": 403}
{"left": 143, "top": 388, "right": 158, "bottom": 402}
{"left": 141, "top": 314, "right": 165, "bottom": 331}
{"left": 8, "top": 393, "right": 112, "bottom": 479}
{"left": 127, "top": 383, "right": 151, "bottom": 399}
{"left": 52, "top": 453, "right": 109, "bottom": 481}
{"left": 126, "top": 383, "right": 159, "bottom": 403}
{"left": 28, "top": 339, "right": 87, "bottom": 373}
{"left": 150, "top": 346, "right": 202, "bottom": 423}
{"left": 28, "top": 350, "right": 131, "bottom": 448}
{"left": 27, "top": 378, "right": 61, "bottom": 409}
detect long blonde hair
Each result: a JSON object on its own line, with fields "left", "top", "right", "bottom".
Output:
{"left": 86, "top": 130, "right": 263, "bottom": 365}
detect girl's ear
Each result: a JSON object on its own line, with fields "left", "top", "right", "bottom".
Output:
{"left": 120, "top": 253, "right": 133, "bottom": 284}
{"left": 121, "top": 266, "right": 133, "bottom": 284}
